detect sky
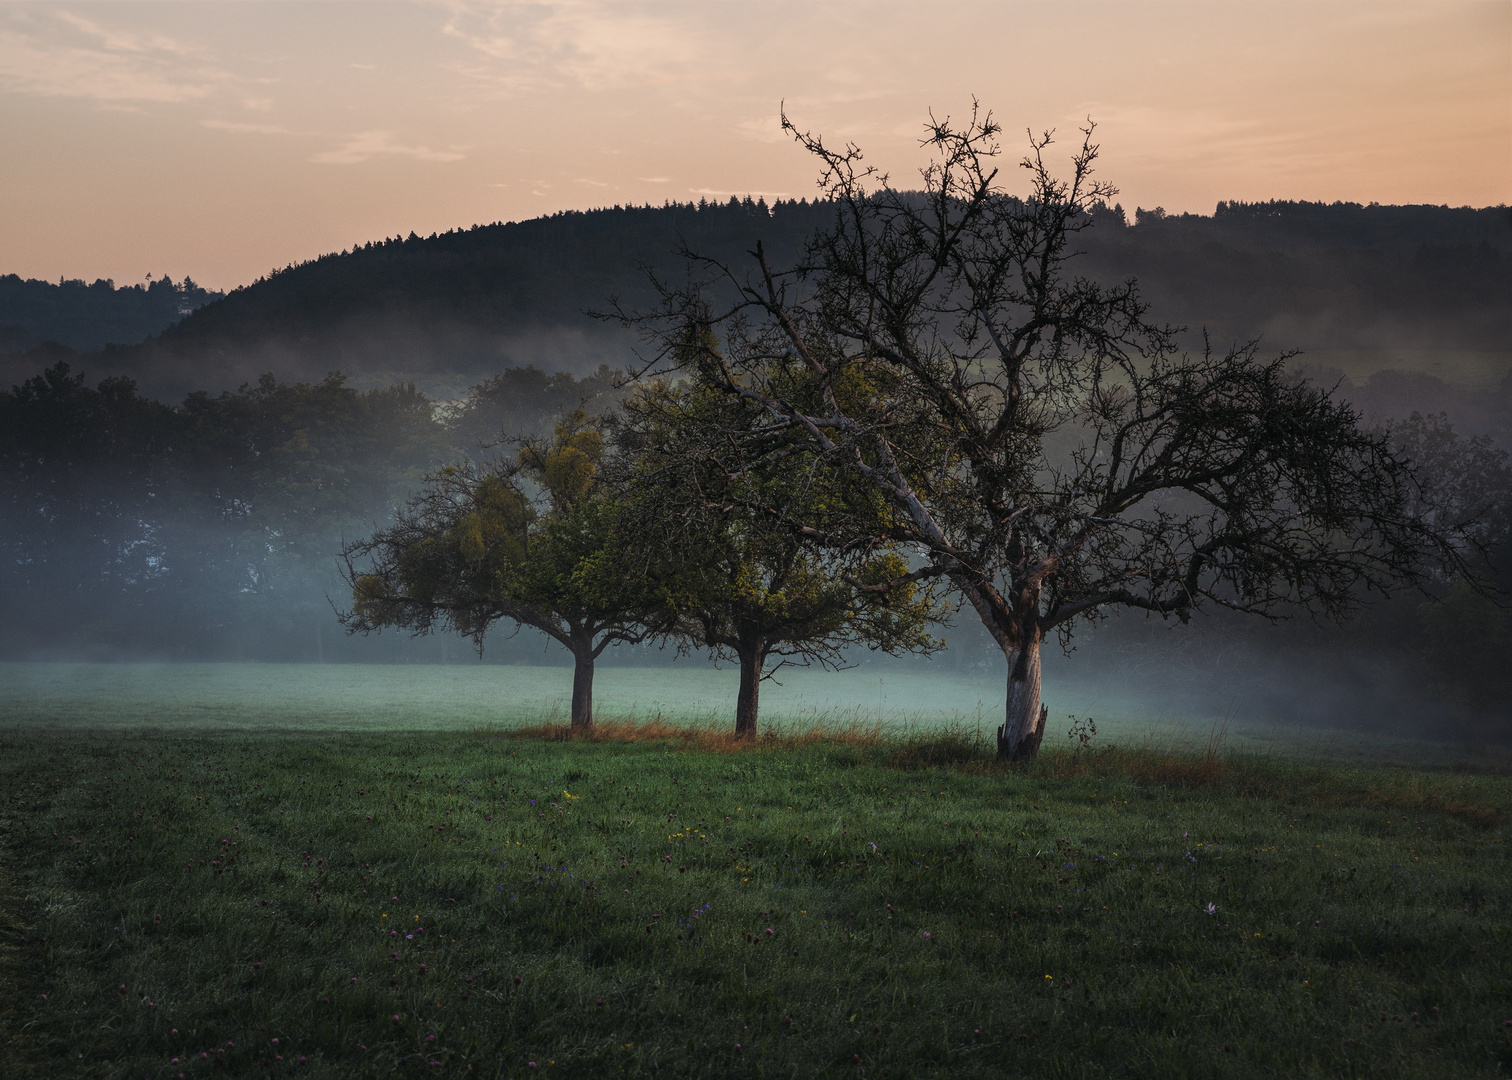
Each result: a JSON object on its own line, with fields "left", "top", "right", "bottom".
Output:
{"left": 1, "top": 0, "right": 1508, "bottom": 291}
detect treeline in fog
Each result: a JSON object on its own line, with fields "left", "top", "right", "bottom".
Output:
{"left": 2, "top": 355, "right": 1509, "bottom": 742}
{"left": 0, "top": 362, "right": 618, "bottom": 665}
{"left": 2, "top": 188, "right": 1509, "bottom": 746}
{"left": 1, "top": 198, "right": 1505, "bottom": 400}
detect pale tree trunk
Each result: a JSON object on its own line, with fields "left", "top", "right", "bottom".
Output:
{"left": 996, "top": 634, "right": 1047, "bottom": 761}
{"left": 734, "top": 639, "right": 766, "bottom": 740}
{"left": 569, "top": 647, "right": 595, "bottom": 729}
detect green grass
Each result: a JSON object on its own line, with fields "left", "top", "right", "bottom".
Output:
{"left": 2, "top": 721, "right": 1510, "bottom": 1079}
{"left": 0, "top": 661, "right": 1105, "bottom": 732}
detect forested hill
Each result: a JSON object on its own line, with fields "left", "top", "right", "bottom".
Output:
{"left": 0, "top": 274, "right": 222, "bottom": 354}
{"left": 2, "top": 197, "right": 1507, "bottom": 398}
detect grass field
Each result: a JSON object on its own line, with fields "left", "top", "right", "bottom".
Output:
{"left": 0, "top": 661, "right": 1134, "bottom": 733}
{"left": 1, "top": 664, "right": 1510, "bottom": 1078}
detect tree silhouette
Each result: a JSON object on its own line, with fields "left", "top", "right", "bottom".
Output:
{"left": 619, "top": 106, "right": 1475, "bottom": 759}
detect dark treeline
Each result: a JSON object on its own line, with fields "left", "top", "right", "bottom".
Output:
{"left": 2, "top": 198, "right": 1506, "bottom": 400}
{"left": 0, "top": 274, "right": 222, "bottom": 354}
{"left": 0, "top": 362, "right": 619, "bottom": 665}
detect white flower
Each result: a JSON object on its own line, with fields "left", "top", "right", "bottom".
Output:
{"left": 1205, "top": 903, "right": 1218, "bottom": 916}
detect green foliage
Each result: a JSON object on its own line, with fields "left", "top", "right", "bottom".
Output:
{"left": 616, "top": 374, "right": 942, "bottom": 731}
{"left": 342, "top": 415, "right": 675, "bottom": 726}
{"left": 4, "top": 730, "right": 1509, "bottom": 1079}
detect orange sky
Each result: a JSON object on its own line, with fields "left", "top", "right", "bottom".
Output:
{"left": 2, "top": 0, "right": 1508, "bottom": 291}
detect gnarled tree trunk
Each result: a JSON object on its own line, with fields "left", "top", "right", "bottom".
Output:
{"left": 735, "top": 638, "right": 767, "bottom": 740}
{"left": 570, "top": 646, "right": 595, "bottom": 729}
{"left": 996, "top": 634, "right": 1046, "bottom": 761}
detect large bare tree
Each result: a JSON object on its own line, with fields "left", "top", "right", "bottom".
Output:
{"left": 617, "top": 105, "right": 1471, "bottom": 759}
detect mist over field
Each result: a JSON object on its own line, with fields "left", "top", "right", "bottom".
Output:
{"left": 2, "top": 199, "right": 1509, "bottom": 749}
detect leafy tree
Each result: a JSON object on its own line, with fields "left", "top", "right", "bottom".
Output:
{"left": 616, "top": 373, "right": 941, "bottom": 738}
{"left": 619, "top": 106, "right": 1474, "bottom": 759}
{"left": 341, "top": 412, "right": 670, "bottom": 726}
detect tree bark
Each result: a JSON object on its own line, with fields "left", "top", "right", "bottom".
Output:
{"left": 570, "top": 647, "right": 595, "bottom": 729}
{"left": 735, "top": 640, "right": 766, "bottom": 740}
{"left": 996, "top": 635, "right": 1046, "bottom": 761}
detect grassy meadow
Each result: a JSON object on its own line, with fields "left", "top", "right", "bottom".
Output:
{"left": 1, "top": 663, "right": 1510, "bottom": 1078}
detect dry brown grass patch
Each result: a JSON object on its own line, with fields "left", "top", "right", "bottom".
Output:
{"left": 508, "top": 717, "right": 885, "bottom": 753}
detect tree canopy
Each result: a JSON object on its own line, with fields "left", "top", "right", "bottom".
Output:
{"left": 616, "top": 374, "right": 941, "bottom": 737}
{"left": 341, "top": 411, "right": 673, "bottom": 726}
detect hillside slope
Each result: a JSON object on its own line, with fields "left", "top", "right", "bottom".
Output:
{"left": 3, "top": 198, "right": 1507, "bottom": 399}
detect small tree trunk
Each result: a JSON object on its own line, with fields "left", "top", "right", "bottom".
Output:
{"left": 996, "top": 635, "right": 1046, "bottom": 761}
{"left": 570, "top": 647, "right": 595, "bottom": 729}
{"left": 735, "top": 642, "right": 766, "bottom": 740}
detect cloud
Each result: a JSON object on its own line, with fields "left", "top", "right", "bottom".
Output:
{"left": 52, "top": 10, "right": 194, "bottom": 58}
{"left": 440, "top": 2, "right": 708, "bottom": 93}
{"left": 688, "top": 188, "right": 790, "bottom": 201}
{"left": 310, "top": 130, "right": 466, "bottom": 165}
{"left": 201, "top": 119, "right": 295, "bottom": 136}
{"left": 0, "top": 8, "right": 229, "bottom": 103}
{"left": 736, "top": 114, "right": 790, "bottom": 144}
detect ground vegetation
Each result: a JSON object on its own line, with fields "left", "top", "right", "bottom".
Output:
{"left": 1, "top": 726, "right": 1507, "bottom": 1079}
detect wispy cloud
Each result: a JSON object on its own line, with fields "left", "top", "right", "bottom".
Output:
{"left": 0, "top": 8, "right": 230, "bottom": 103}
{"left": 310, "top": 130, "right": 466, "bottom": 165}
{"left": 736, "top": 114, "right": 790, "bottom": 144}
{"left": 441, "top": 2, "right": 708, "bottom": 93}
{"left": 688, "top": 187, "right": 790, "bottom": 201}
{"left": 201, "top": 118, "right": 295, "bottom": 137}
